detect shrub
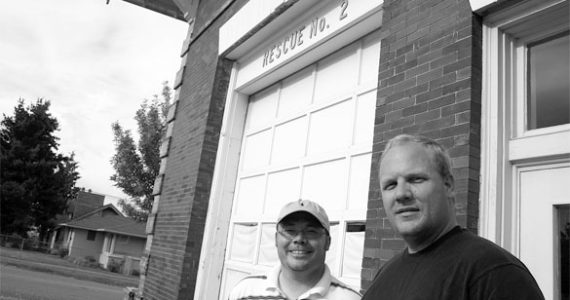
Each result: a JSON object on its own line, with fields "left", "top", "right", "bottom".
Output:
{"left": 107, "top": 258, "right": 124, "bottom": 273}
{"left": 58, "top": 248, "right": 69, "bottom": 258}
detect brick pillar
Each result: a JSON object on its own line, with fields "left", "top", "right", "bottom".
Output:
{"left": 361, "top": 0, "right": 482, "bottom": 291}
{"left": 140, "top": 1, "right": 247, "bottom": 299}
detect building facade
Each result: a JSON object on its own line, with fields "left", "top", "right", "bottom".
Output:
{"left": 129, "top": 0, "right": 569, "bottom": 299}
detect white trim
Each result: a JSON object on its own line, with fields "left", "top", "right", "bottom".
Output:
{"left": 194, "top": 65, "right": 249, "bottom": 300}
{"left": 220, "top": 0, "right": 320, "bottom": 57}
{"left": 480, "top": 24, "right": 501, "bottom": 242}
{"left": 484, "top": 0, "right": 565, "bottom": 27}
{"left": 480, "top": 0, "right": 570, "bottom": 252}
{"left": 509, "top": 130, "right": 570, "bottom": 162}
{"left": 68, "top": 230, "right": 75, "bottom": 256}
{"left": 233, "top": 1, "right": 383, "bottom": 93}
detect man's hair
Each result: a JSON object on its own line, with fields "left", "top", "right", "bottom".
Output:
{"left": 381, "top": 134, "right": 454, "bottom": 183}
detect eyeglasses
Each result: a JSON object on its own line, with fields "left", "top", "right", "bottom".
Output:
{"left": 277, "top": 227, "right": 327, "bottom": 240}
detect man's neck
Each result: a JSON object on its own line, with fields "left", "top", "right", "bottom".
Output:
{"left": 279, "top": 265, "right": 325, "bottom": 299}
{"left": 405, "top": 223, "right": 457, "bottom": 254}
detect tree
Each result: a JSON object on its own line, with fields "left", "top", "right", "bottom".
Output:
{"left": 1, "top": 99, "right": 80, "bottom": 240}
{"left": 110, "top": 82, "right": 171, "bottom": 222}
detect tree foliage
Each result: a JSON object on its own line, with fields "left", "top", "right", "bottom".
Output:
{"left": 110, "top": 82, "right": 171, "bottom": 222}
{"left": 1, "top": 99, "right": 80, "bottom": 240}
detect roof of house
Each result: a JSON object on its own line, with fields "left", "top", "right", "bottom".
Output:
{"left": 59, "top": 204, "right": 146, "bottom": 238}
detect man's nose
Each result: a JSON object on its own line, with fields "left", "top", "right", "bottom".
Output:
{"left": 292, "top": 232, "right": 308, "bottom": 244}
{"left": 394, "top": 182, "right": 412, "bottom": 202}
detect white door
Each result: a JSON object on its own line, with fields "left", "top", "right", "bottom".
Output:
{"left": 219, "top": 30, "right": 380, "bottom": 299}
{"left": 519, "top": 163, "right": 570, "bottom": 300}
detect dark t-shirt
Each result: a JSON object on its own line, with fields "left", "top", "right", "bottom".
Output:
{"left": 362, "top": 226, "right": 545, "bottom": 300}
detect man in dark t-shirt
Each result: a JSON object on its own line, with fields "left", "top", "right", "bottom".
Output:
{"left": 362, "top": 134, "right": 544, "bottom": 300}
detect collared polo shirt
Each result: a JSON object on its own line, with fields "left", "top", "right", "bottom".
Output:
{"left": 227, "top": 264, "right": 361, "bottom": 300}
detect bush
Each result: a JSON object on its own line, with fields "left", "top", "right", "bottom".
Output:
{"left": 58, "top": 248, "right": 69, "bottom": 258}
{"left": 107, "top": 258, "right": 124, "bottom": 273}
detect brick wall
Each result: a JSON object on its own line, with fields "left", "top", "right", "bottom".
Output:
{"left": 142, "top": 1, "right": 247, "bottom": 299}
{"left": 361, "top": 0, "right": 482, "bottom": 291}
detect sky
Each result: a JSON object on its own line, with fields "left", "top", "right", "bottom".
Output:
{"left": 0, "top": 0, "right": 188, "bottom": 207}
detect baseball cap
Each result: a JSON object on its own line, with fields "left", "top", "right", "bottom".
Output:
{"left": 277, "top": 199, "right": 330, "bottom": 232}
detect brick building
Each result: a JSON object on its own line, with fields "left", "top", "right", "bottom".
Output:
{"left": 123, "top": 0, "right": 569, "bottom": 299}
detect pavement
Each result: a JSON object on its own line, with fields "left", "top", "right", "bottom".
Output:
{"left": 1, "top": 264, "right": 126, "bottom": 300}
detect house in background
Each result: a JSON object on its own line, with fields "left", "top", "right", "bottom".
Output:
{"left": 64, "top": 189, "right": 105, "bottom": 220}
{"left": 49, "top": 203, "right": 147, "bottom": 275}
{"left": 49, "top": 190, "right": 105, "bottom": 251}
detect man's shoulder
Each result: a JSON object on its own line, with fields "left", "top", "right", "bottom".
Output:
{"left": 228, "top": 274, "right": 281, "bottom": 300}
{"left": 453, "top": 230, "right": 520, "bottom": 261}
{"left": 329, "top": 277, "right": 362, "bottom": 299}
{"left": 232, "top": 274, "right": 270, "bottom": 289}
{"left": 447, "top": 229, "right": 537, "bottom": 279}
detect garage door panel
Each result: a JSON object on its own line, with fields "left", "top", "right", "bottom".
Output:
{"left": 235, "top": 175, "right": 265, "bottom": 217}
{"left": 278, "top": 67, "right": 314, "bottom": 118}
{"left": 360, "top": 33, "right": 381, "bottom": 86}
{"left": 307, "top": 100, "right": 353, "bottom": 156}
{"left": 246, "top": 85, "right": 278, "bottom": 131}
{"left": 302, "top": 159, "right": 347, "bottom": 211}
{"left": 265, "top": 168, "right": 301, "bottom": 215}
{"left": 348, "top": 153, "right": 372, "bottom": 210}
{"left": 354, "top": 90, "right": 376, "bottom": 146}
{"left": 272, "top": 116, "right": 308, "bottom": 165}
{"left": 314, "top": 44, "right": 359, "bottom": 104}
{"left": 241, "top": 129, "right": 272, "bottom": 172}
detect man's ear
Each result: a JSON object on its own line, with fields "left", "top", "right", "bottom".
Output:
{"left": 444, "top": 176, "right": 455, "bottom": 199}
{"left": 325, "top": 234, "right": 331, "bottom": 251}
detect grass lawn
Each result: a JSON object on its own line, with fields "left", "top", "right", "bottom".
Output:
{"left": 0, "top": 246, "right": 139, "bottom": 287}
{"left": 1, "top": 246, "right": 79, "bottom": 267}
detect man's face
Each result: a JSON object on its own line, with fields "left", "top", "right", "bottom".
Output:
{"left": 379, "top": 142, "right": 455, "bottom": 243}
{"left": 275, "top": 212, "right": 330, "bottom": 273}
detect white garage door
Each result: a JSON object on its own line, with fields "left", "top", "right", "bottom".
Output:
{"left": 220, "top": 30, "right": 380, "bottom": 298}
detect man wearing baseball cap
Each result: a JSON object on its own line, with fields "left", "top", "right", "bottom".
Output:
{"left": 228, "top": 199, "right": 361, "bottom": 300}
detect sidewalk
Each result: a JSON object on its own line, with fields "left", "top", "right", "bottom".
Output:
{"left": 0, "top": 247, "right": 138, "bottom": 288}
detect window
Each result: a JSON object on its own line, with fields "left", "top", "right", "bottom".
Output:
{"left": 87, "top": 230, "right": 96, "bottom": 241}
{"left": 118, "top": 235, "right": 130, "bottom": 244}
{"left": 527, "top": 32, "right": 570, "bottom": 130}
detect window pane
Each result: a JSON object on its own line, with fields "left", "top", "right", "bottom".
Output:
{"left": 558, "top": 205, "right": 570, "bottom": 300}
{"left": 527, "top": 32, "right": 570, "bottom": 130}
{"left": 229, "top": 223, "right": 257, "bottom": 262}
{"left": 342, "top": 222, "right": 365, "bottom": 278}
{"left": 258, "top": 223, "right": 278, "bottom": 266}
{"left": 326, "top": 223, "right": 339, "bottom": 270}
